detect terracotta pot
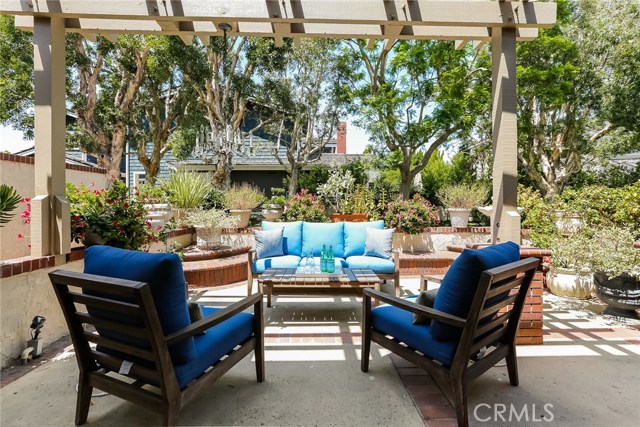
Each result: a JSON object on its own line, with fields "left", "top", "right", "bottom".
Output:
{"left": 330, "top": 213, "right": 369, "bottom": 223}
{"left": 547, "top": 267, "right": 594, "bottom": 299}
{"left": 447, "top": 208, "right": 472, "bottom": 228}
{"left": 229, "top": 209, "right": 252, "bottom": 228}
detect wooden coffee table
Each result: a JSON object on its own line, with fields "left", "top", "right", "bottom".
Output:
{"left": 258, "top": 267, "right": 381, "bottom": 307}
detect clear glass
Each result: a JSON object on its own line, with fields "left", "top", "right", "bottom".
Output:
{"left": 305, "top": 253, "right": 315, "bottom": 273}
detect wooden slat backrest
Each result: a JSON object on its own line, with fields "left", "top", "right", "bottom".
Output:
{"left": 48, "top": 269, "right": 180, "bottom": 402}
{"left": 452, "top": 258, "right": 539, "bottom": 372}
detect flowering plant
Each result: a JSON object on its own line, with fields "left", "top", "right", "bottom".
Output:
{"left": 66, "top": 180, "right": 166, "bottom": 250}
{"left": 281, "top": 189, "right": 329, "bottom": 222}
{"left": 384, "top": 194, "right": 440, "bottom": 234}
{"left": 317, "top": 169, "right": 355, "bottom": 213}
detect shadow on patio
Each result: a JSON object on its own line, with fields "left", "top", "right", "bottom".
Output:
{"left": 1, "top": 279, "right": 639, "bottom": 427}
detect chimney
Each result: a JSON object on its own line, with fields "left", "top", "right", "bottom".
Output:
{"left": 336, "top": 121, "right": 347, "bottom": 154}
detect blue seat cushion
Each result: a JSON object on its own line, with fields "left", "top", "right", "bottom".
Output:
{"left": 372, "top": 301, "right": 458, "bottom": 367}
{"left": 174, "top": 306, "right": 254, "bottom": 389}
{"left": 83, "top": 245, "right": 195, "bottom": 365}
{"left": 262, "top": 221, "right": 303, "bottom": 256}
{"left": 344, "top": 220, "right": 385, "bottom": 257}
{"left": 252, "top": 255, "right": 301, "bottom": 273}
{"left": 298, "top": 256, "right": 346, "bottom": 270}
{"left": 345, "top": 256, "right": 395, "bottom": 274}
{"left": 431, "top": 242, "right": 520, "bottom": 341}
{"left": 302, "top": 222, "right": 345, "bottom": 258}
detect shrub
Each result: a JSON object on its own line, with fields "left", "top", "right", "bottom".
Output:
{"left": 438, "top": 183, "right": 488, "bottom": 209}
{"left": 0, "top": 184, "right": 21, "bottom": 227}
{"left": 384, "top": 194, "right": 440, "bottom": 234}
{"left": 342, "top": 185, "right": 375, "bottom": 214}
{"left": 224, "top": 183, "right": 265, "bottom": 210}
{"left": 161, "top": 171, "right": 213, "bottom": 209}
{"left": 587, "top": 226, "right": 640, "bottom": 279}
{"left": 281, "top": 189, "right": 329, "bottom": 222}
{"left": 135, "top": 183, "right": 169, "bottom": 205}
{"left": 317, "top": 169, "right": 355, "bottom": 213}
{"left": 66, "top": 181, "right": 165, "bottom": 250}
{"left": 202, "top": 187, "right": 226, "bottom": 210}
{"left": 185, "top": 209, "right": 238, "bottom": 229}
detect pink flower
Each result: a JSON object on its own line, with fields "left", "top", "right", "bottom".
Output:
{"left": 17, "top": 234, "right": 24, "bottom": 239}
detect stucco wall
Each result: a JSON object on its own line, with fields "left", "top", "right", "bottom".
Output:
{"left": 0, "top": 259, "right": 84, "bottom": 369}
{"left": 0, "top": 155, "right": 107, "bottom": 260}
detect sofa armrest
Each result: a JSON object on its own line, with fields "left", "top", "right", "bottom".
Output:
{"left": 392, "top": 248, "right": 400, "bottom": 272}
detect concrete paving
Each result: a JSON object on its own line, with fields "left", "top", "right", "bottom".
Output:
{"left": 1, "top": 278, "right": 640, "bottom": 427}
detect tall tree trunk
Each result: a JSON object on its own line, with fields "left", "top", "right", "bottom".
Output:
{"left": 288, "top": 166, "right": 300, "bottom": 196}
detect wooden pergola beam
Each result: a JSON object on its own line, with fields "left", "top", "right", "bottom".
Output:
{"left": 3, "top": 0, "right": 557, "bottom": 27}
{"left": 14, "top": 16, "right": 540, "bottom": 41}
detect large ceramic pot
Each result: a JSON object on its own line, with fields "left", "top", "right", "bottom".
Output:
{"left": 330, "top": 213, "right": 369, "bottom": 223}
{"left": 172, "top": 208, "right": 193, "bottom": 228}
{"left": 593, "top": 272, "right": 640, "bottom": 318}
{"left": 547, "top": 267, "right": 594, "bottom": 299}
{"left": 261, "top": 204, "right": 283, "bottom": 221}
{"left": 82, "top": 229, "right": 106, "bottom": 247}
{"left": 229, "top": 209, "right": 252, "bottom": 228}
{"left": 193, "top": 226, "right": 222, "bottom": 250}
{"left": 448, "top": 208, "right": 472, "bottom": 228}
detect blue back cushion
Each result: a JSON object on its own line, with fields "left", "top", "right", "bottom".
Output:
{"left": 262, "top": 221, "right": 303, "bottom": 256}
{"left": 344, "top": 220, "right": 384, "bottom": 257}
{"left": 431, "top": 242, "right": 520, "bottom": 341}
{"left": 302, "top": 222, "right": 345, "bottom": 257}
{"left": 83, "top": 245, "right": 196, "bottom": 364}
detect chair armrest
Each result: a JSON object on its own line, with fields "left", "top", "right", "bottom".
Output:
{"left": 363, "top": 288, "right": 466, "bottom": 328}
{"left": 165, "top": 292, "right": 263, "bottom": 346}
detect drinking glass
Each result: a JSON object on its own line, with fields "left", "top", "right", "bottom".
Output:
{"left": 305, "top": 253, "right": 315, "bottom": 273}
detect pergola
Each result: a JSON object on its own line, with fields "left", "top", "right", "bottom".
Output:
{"left": 0, "top": 0, "right": 557, "bottom": 261}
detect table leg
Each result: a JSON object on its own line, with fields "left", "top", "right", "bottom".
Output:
{"left": 266, "top": 284, "right": 272, "bottom": 308}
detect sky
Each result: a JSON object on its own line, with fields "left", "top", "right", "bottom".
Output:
{"left": 0, "top": 120, "right": 370, "bottom": 155}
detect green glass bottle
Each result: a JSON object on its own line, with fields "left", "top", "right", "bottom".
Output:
{"left": 327, "top": 245, "right": 335, "bottom": 273}
{"left": 320, "top": 244, "right": 327, "bottom": 273}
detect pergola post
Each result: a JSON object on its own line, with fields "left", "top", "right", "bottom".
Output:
{"left": 31, "top": 17, "right": 70, "bottom": 261}
{"left": 490, "top": 27, "right": 520, "bottom": 244}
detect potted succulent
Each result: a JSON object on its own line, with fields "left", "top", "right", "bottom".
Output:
{"left": 317, "top": 169, "right": 356, "bottom": 218}
{"left": 261, "top": 187, "right": 287, "bottom": 221}
{"left": 332, "top": 185, "right": 375, "bottom": 222}
{"left": 185, "top": 209, "right": 238, "bottom": 250}
{"left": 547, "top": 233, "right": 594, "bottom": 299}
{"left": 438, "top": 182, "right": 488, "bottom": 228}
{"left": 587, "top": 227, "right": 640, "bottom": 317}
{"left": 224, "top": 183, "right": 265, "bottom": 228}
{"left": 161, "top": 170, "right": 214, "bottom": 227}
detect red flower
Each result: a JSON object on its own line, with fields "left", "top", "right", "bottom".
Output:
{"left": 112, "top": 220, "right": 119, "bottom": 226}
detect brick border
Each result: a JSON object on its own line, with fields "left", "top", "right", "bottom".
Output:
{"left": 0, "top": 152, "right": 107, "bottom": 174}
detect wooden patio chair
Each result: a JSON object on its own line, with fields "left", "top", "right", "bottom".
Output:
{"left": 361, "top": 244, "right": 539, "bottom": 427}
{"left": 49, "top": 246, "right": 264, "bottom": 426}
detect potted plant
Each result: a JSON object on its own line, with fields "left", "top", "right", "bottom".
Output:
{"left": 281, "top": 189, "right": 329, "bottom": 222}
{"left": 185, "top": 209, "right": 238, "bottom": 250}
{"left": 332, "top": 185, "right": 375, "bottom": 222}
{"left": 317, "top": 169, "right": 355, "bottom": 217}
{"left": 587, "top": 227, "right": 640, "bottom": 317}
{"left": 66, "top": 181, "right": 165, "bottom": 250}
{"left": 438, "top": 182, "right": 488, "bottom": 228}
{"left": 547, "top": 233, "right": 594, "bottom": 299}
{"left": 224, "top": 183, "right": 265, "bottom": 228}
{"left": 384, "top": 194, "right": 439, "bottom": 253}
{"left": 136, "top": 183, "right": 173, "bottom": 229}
{"left": 161, "top": 170, "right": 213, "bottom": 227}
{"left": 262, "top": 187, "right": 287, "bottom": 221}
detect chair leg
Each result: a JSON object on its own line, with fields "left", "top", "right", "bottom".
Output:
{"left": 75, "top": 374, "right": 92, "bottom": 426}
{"left": 254, "top": 299, "right": 265, "bottom": 383}
{"left": 361, "top": 295, "right": 372, "bottom": 373}
{"left": 506, "top": 345, "right": 519, "bottom": 386}
{"left": 163, "top": 406, "right": 180, "bottom": 427}
{"left": 451, "top": 377, "right": 469, "bottom": 427}
{"left": 394, "top": 273, "right": 401, "bottom": 297}
{"left": 247, "top": 276, "right": 253, "bottom": 295}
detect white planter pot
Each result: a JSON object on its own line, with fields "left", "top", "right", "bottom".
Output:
{"left": 547, "top": 267, "right": 594, "bottom": 299}
{"left": 448, "top": 208, "right": 472, "bottom": 228}
{"left": 261, "top": 205, "right": 283, "bottom": 221}
{"left": 194, "top": 226, "right": 222, "bottom": 250}
{"left": 229, "top": 209, "right": 252, "bottom": 228}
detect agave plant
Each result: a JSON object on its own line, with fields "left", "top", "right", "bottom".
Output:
{"left": 161, "top": 171, "right": 214, "bottom": 209}
{"left": 0, "top": 184, "right": 21, "bottom": 227}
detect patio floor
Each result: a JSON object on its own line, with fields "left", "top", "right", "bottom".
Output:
{"left": 1, "top": 278, "right": 640, "bottom": 427}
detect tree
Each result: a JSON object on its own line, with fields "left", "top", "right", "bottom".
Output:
{"left": 262, "top": 38, "right": 347, "bottom": 196}
{"left": 517, "top": 0, "right": 640, "bottom": 198}
{"left": 67, "top": 35, "right": 150, "bottom": 183}
{"left": 342, "top": 39, "right": 489, "bottom": 197}
{"left": 0, "top": 16, "right": 34, "bottom": 138}
{"left": 131, "top": 37, "right": 200, "bottom": 185}
{"left": 183, "top": 36, "right": 288, "bottom": 188}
